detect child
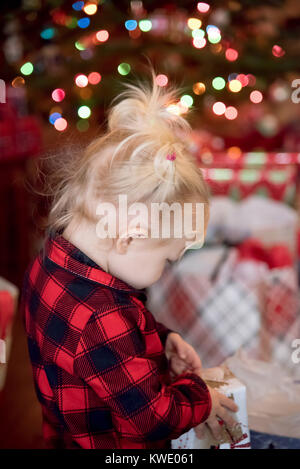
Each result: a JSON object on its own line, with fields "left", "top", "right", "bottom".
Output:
{"left": 21, "top": 69, "right": 238, "bottom": 449}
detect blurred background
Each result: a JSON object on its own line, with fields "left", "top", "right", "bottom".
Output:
{"left": 1, "top": 0, "right": 300, "bottom": 449}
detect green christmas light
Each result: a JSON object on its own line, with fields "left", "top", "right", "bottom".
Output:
{"left": 78, "top": 105, "right": 91, "bottom": 118}
{"left": 212, "top": 77, "right": 226, "bottom": 90}
{"left": 192, "top": 29, "right": 205, "bottom": 39}
{"left": 180, "top": 95, "right": 193, "bottom": 107}
{"left": 75, "top": 41, "right": 85, "bottom": 50}
{"left": 118, "top": 63, "right": 131, "bottom": 75}
{"left": 20, "top": 62, "right": 34, "bottom": 75}
{"left": 139, "top": 19, "right": 152, "bottom": 32}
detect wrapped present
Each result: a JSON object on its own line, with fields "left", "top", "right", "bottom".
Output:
{"left": 171, "top": 365, "right": 251, "bottom": 449}
{"left": 0, "top": 277, "right": 19, "bottom": 390}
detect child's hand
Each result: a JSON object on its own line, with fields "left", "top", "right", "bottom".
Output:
{"left": 196, "top": 385, "right": 239, "bottom": 442}
{"left": 165, "top": 333, "right": 202, "bottom": 378}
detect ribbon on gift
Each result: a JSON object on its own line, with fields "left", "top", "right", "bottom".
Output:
{"left": 236, "top": 238, "right": 293, "bottom": 269}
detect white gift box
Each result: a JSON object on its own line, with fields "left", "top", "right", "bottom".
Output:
{"left": 171, "top": 365, "right": 251, "bottom": 449}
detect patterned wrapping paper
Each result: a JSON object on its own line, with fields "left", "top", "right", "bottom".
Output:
{"left": 171, "top": 366, "right": 251, "bottom": 450}
{"left": 147, "top": 245, "right": 300, "bottom": 376}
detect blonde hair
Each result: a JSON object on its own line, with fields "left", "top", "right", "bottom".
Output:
{"left": 46, "top": 67, "right": 209, "bottom": 234}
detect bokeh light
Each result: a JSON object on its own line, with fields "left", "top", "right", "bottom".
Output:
{"left": 96, "top": 30, "right": 109, "bottom": 42}
{"left": 212, "top": 77, "right": 226, "bottom": 90}
{"left": 156, "top": 74, "right": 168, "bottom": 87}
{"left": 12, "top": 77, "right": 25, "bottom": 87}
{"left": 49, "top": 112, "right": 62, "bottom": 124}
{"left": 193, "top": 37, "right": 206, "bottom": 48}
{"left": 78, "top": 105, "right": 91, "bottom": 118}
{"left": 228, "top": 79, "right": 242, "bottom": 92}
{"left": 250, "top": 90, "right": 263, "bottom": 103}
{"left": 54, "top": 117, "right": 68, "bottom": 131}
{"left": 188, "top": 18, "right": 202, "bottom": 30}
{"left": 139, "top": 20, "right": 152, "bottom": 32}
{"left": 213, "top": 102, "right": 226, "bottom": 115}
{"left": 180, "top": 95, "right": 193, "bottom": 107}
{"left": 118, "top": 63, "right": 131, "bottom": 75}
{"left": 225, "top": 106, "right": 238, "bottom": 120}
{"left": 51, "top": 88, "right": 65, "bottom": 102}
{"left": 272, "top": 45, "right": 285, "bottom": 58}
{"left": 197, "top": 2, "right": 210, "bottom": 13}
{"left": 20, "top": 62, "right": 34, "bottom": 75}
{"left": 225, "top": 48, "right": 239, "bottom": 61}
{"left": 227, "top": 146, "right": 242, "bottom": 159}
{"left": 83, "top": 2, "right": 98, "bottom": 15}
{"left": 77, "top": 119, "right": 90, "bottom": 132}
{"left": 75, "top": 74, "right": 88, "bottom": 87}
{"left": 125, "top": 20, "right": 137, "bottom": 31}
{"left": 88, "top": 72, "right": 101, "bottom": 85}
{"left": 193, "top": 82, "right": 206, "bottom": 95}
{"left": 77, "top": 18, "right": 90, "bottom": 29}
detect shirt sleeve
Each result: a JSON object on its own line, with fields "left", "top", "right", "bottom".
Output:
{"left": 155, "top": 320, "right": 175, "bottom": 347}
{"left": 74, "top": 305, "right": 212, "bottom": 444}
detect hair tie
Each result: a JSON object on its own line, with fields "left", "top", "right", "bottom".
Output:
{"left": 166, "top": 151, "right": 176, "bottom": 161}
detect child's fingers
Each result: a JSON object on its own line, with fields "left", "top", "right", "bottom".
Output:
{"left": 194, "top": 423, "right": 205, "bottom": 439}
{"left": 217, "top": 407, "right": 238, "bottom": 430}
{"left": 218, "top": 393, "right": 239, "bottom": 412}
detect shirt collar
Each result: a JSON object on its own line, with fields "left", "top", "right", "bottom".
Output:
{"left": 44, "top": 233, "right": 148, "bottom": 301}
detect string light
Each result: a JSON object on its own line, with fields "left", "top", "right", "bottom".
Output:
{"left": 225, "top": 48, "right": 238, "bottom": 61}
{"left": 139, "top": 20, "right": 152, "bottom": 32}
{"left": 213, "top": 102, "right": 226, "bottom": 115}
{"left": 77, "top": 18, "right": 90, "bottom": 29}
{"left": 156, "top": 74, "right": 168, "bottom": 87}
{"left": 237, "top": 74, "right": 249, "bottom": 87}
{"left": 78, "top": 105, "right": 91, "bottom": 118}
{"left": 83, "top": 2, "right": 98, "bottom": 15}
{"left": 125, "top": 20, "right": 137, "bottom": 31}
{"left": 52, "top": 88, "right": 65, "bottom": 102}
{"left": 212, "top": 77, "right": 226, "bottom": 90}
{"left": 49, "top": 112, "right": 62, "bottom": 124}
{"left": 193, "top": 37, "right": 206, "bottom": 48}
{"left": 192, "top": 28, "right": 205, "bottom": 39}
{"left": 197, "top": 3, "right": 210, "bottom": 13}
{"left": 75, "top": 74, "right": 88, "bottom": 87}
{"left": 54, "top": 117, "right": 68, "bottom": 131}
{"left": 227, "top": 146, "right": 242, "bottom": 159}
{"left": 180, "top": 95, "right": 193, "bottom": 107}
{"left": 118, "top": 63, "right": 131, "bottom": 75}
{"left": 225, "top": 106, "right": 238, "bottom": 120}
{"left": 72, "top": 1, "right": 84, "bottom": 11}
{"left": 12, "top": 77, "right": 25, "bottom": 87}
{"left": 193, "top": 82, "right": 206, "bottom": 95}
{"left": 88, "top": 72, "right": 101, "bottom": 85}
{"left": 20, "top": 62, "right": 34, "bottom": 75}
{"left": 188, "top": 18, "right": 202, "bottom": 30}
{"left": 272, "top": 45, "right": 285, "bottom": 58}
{"left": 228, "top": 79, "right": 242, "bottom": 92}
{"left": 40, "top": 28, "right": 56, "bottom": 39}
{"left": 250, "top": 90, "right": 263, "bottom": 103}
{"left": 96, "top": 30, "right": 109, "bottom": 42}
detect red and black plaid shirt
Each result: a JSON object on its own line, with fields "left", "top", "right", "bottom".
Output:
{"left": 20, "top": 233, "right": 211, "bottom": 449}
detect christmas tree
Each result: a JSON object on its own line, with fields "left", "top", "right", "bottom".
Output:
{"left": 1, "top": 0, "right": 300, "bottom": 151}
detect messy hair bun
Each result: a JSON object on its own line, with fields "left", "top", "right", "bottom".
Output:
{"left": 47, "top": 66, "right": 209, "bottom": 233}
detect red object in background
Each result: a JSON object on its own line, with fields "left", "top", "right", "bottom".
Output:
{"left": 0, "top": 102, "right": 42, "bottom": 161}
{"left": 237, "top": 238, "right": 293, "bottom": 268}
{"left": 0, "top": 291, "right": 14, "bottom": 340}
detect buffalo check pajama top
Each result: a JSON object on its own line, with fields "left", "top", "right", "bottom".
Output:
{"left": 20, "top": 233, "right": 212, "bottom": 449}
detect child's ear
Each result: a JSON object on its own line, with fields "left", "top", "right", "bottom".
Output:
{"left": 117, "top": 226, "right": 149, "bottom": 254}
{"left": 115, "top": 235, "right": 132, "bottom": 254}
